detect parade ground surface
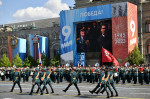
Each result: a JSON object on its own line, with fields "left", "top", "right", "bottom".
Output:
{"left": 0, "top": 78, "right": 150, "bottom": 99}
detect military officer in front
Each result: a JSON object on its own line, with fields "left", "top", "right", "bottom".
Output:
{"left": 36, "top": 68, "right": 49, "bottom": 94}
{"left": 43, "top": 68, "right": 54, "bottom": 94}
{"left": 10, "top": 68, "right": 22, "bottom": 93}
{"left": 29, "top": 68, "right": 43, "bottom": 95}
{"left": 63, "top": 67, "right": 81, "bottom": 95}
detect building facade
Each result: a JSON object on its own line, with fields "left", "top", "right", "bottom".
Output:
{"left": 0, "top": 18, "right": 60, "bottom": 60}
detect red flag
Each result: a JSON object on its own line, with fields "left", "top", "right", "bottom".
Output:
{"left": 102, "top": 47, "right": 119, "bottom": 66}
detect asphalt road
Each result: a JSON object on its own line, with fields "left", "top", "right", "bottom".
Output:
{"left": 0, "top": 78, "right": 150, "bottom": 99}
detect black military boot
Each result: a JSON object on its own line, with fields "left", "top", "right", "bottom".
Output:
{"left": 115, "top": 91, "right": 118, "bottom": 96}
{"left": 78, "top": 92, "right": 81, "bottom": 96}
{"left": 10, "top": 90, "right": 13, "bottom": 92}
{"left": 89, "top": 90, "right": 93, "bottom": 94}
{"left": 106, "top": 91, "right": 110, "bottom": 98}
{"left": 110, "top": 91, "right": 114, "bottom": 97}
{"left": 95, "top": 88, "right": 101, "bottom": 94}
{"left": 62, "top": 90, "right": 66, "bottom": 92}
{"left": 40, "top": 91, "right": 43, "bottom": 95}
{"left": 51, "top": 89, "right": 54, "bottom": 93}
{"left": 45, "top": 88, "right": 49, "bottom": 94}
{"left": 29, "top": 91, "right": 33, "bottom": 95}
{"left": 20, "top": 88, "right": 22, "bottom": 93}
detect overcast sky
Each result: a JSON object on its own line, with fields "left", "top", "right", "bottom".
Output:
{"left": 0, "top": 0, "right": 75, "bottom": 24}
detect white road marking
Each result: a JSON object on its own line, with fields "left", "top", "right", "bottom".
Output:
{"left": 14, "top": 88, "right": 30, "bottom": 89}
{"left": 131, "top": 93, "right": 150, "bottom": 95}
{"left": 116, "top": 87, "right": 149, "bottom": 90}
{"left": 67, "top": 90, "right": 89, "bottom": 92}
{"left": 3, "top": 98, "right": 13, "bottom": 99}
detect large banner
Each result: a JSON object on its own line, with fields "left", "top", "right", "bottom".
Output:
{"left": 112, "top": 16, "right": 128, "bottom": 60}
{"left": 60, "top": 4, "right": 112, "bottom": 65}
{"left": 29, "top": 34, "right": 49, "bottom": 59}
{"left": 127, "top": 2, "right": 138, "bottom": 52}
{"left": 8, "top": 36, "right": 26, "bottom": 63}
{"left": 60, "top": 2, "right": 138, "bottom": 65}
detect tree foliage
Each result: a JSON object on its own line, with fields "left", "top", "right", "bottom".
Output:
{"left": 27, "top": 55, "right": 38, "bottom": 67}
{"left": 41, "top": 52, "right": 50, "bottom": 66}
{"left": 23, "top": 57, "right": 31, "bottom": 67}
{"left": 0, "top": 54, "right": 11, "bottom": 67}
{"left": 128, "top": 45, "right": 144, "bottom": 66}
{"left": 50, "top": 53, "right": 60, "bottom": 66}
{"left": 12, "top": 53, "right": 23, "bottom": 67}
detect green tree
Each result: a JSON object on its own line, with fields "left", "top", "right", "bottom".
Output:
{"left": 128, "top": 45, "right": 144, "bottom": 66}
{"left": 50, "top": 53, "right": 60, "bottom": 66}
{"left": 41, "top": 52, "right": 50, "bottom": 66}
{"left": 12, "top": 53, "right": 23, "bottom": 67}
{"left": 28, "top": 55, "right": 38, "bottom": 67}
{"left": 44, "top": 56, "right": 50, "bottom": 66}
{"left": 41, "top": 51, "right": 46, "bottom": 61}
{"left": 23, "top": 57, "right": 31, "bottom": 67}
{"left": 0, "top": 54, "right": 11, "bottom": 67}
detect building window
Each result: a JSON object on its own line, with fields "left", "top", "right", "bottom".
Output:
{"left": 145, "top": 22, "right": 150, "bottom": 33}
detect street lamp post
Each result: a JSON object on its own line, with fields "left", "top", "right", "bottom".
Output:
{"left": 140, "top": 0, "right": 143, "bottom": 56}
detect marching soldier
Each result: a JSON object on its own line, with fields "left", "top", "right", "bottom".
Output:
{"left": 29, "top": 68, "right": 43, "bottom": 95}
{"left": 82, "top": 67, "right": 87, "bottom": 81}
{"left": 60, "top": 66, "right": 64, "bottom": 82}
{"left": 113, "top": 67, "right": 119, "bottom": 83}
{"left": 139, "top": 66, "right": 144, "bottom": 85}
{"left": 133, "top": 66, "right": 138, "bottom": 84}
{"left": 1, "top": 69, "right": 5, "bottom": 81}
{"left": 56, "top": 66, "right": 61, "bottom": 83}
{"left": 99, "top": 67, "right": 114, "bottom": 97}
{"left": 121, "top": 67, "right": 126, "bottom": 84}
{"left": 10, "top": 67, "right": 14, "bottom": 81}
{"left": 5, "top": 68, "right": 10, "bottom": 79}
{"left": 36, "top": 68, "right": 49, "bottom": 94}
{"left": 63, "top": 68, "right": 81, "bottom": 95}
{"left": 25, "top": 67, "right": 30, "bottom": 82}
{"left": 51, "top": 66, "right": 57, "bottom": 83}
{"left": 95, "top": 66, "right": 100, "bottom": 82}
{"left": 86, "top": 66, "right": 90, "bottom": 82}
{"left": 96, "top": 67, "right": 110, "bottom": 98}
{"left": 43, "top": 68, "right": 54, "bottom": 93}
{"left": 90, "top": 66, "right": 95, "bottom": 84}
{"left": 144, "top": 65, "right": 149, "bottom": 84}
{"left": 126, "top": 66, "right": 132, "bottom": 83}
{"left": 108, "top": 67, "right": 118, "bottom": 96}
{"left": 78, "top": 66, "right": 83, "bottom": 83}
{"left": 89, "top": 67, "right": 105, "bottom": 94}
{"left": 10, "top": 68, "right": 22, "bottom": 93}
{"left": 22, "top": 67, "right": 26, "bottom": 83}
